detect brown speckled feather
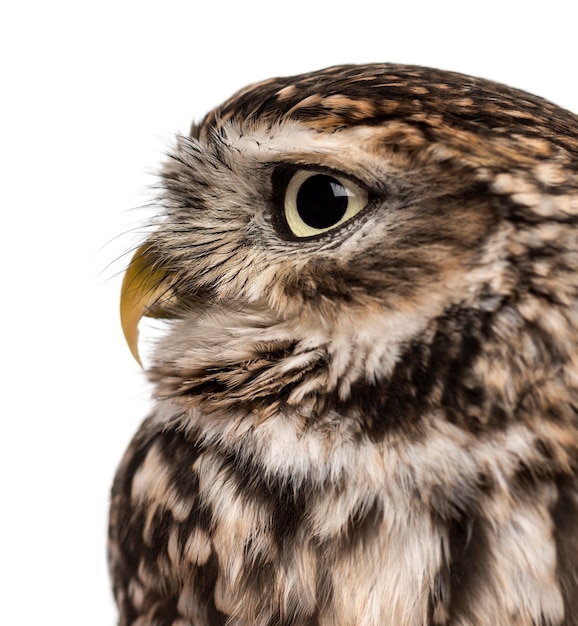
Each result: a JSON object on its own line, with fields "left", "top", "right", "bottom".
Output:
{"left": 109, "top": 64, "right": 578, "bottom": 625}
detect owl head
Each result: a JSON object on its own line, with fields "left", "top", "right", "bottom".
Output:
{"left": 120, "top": 64, "right": 578, "bottom": 440}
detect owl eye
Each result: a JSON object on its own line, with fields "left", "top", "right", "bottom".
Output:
{"left": 283, "top": 170, "right": 368, "bottom": 238}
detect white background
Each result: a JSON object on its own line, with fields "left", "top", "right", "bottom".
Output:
{"left": 2, "top": 2, "right": 576, "bottom": 624}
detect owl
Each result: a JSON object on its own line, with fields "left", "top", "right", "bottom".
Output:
{"left": 109, "top": 64, "right": 578, "bottom": 626}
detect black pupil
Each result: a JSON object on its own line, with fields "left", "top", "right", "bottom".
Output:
{"left": 296, "top": 174, "right": 348, "bottom": 229}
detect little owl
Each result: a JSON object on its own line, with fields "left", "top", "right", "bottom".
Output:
{"left": 109, "top": 64, "right": 578, "bottom": 625}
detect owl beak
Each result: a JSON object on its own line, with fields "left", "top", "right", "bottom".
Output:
{"left": 120, "top": 245, "right": 176, "bottom": 366}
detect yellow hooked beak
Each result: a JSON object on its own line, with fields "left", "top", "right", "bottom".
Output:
{"left": 120, "top": 245, "right": 177, "bottom": 366}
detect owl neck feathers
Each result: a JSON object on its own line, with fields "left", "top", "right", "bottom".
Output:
{"left": 147, "top": 293, "right": 578, "bottom": 467}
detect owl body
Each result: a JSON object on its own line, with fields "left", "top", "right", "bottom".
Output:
{"left": 109, "top": 65, "right": 578, "bottom": 625}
